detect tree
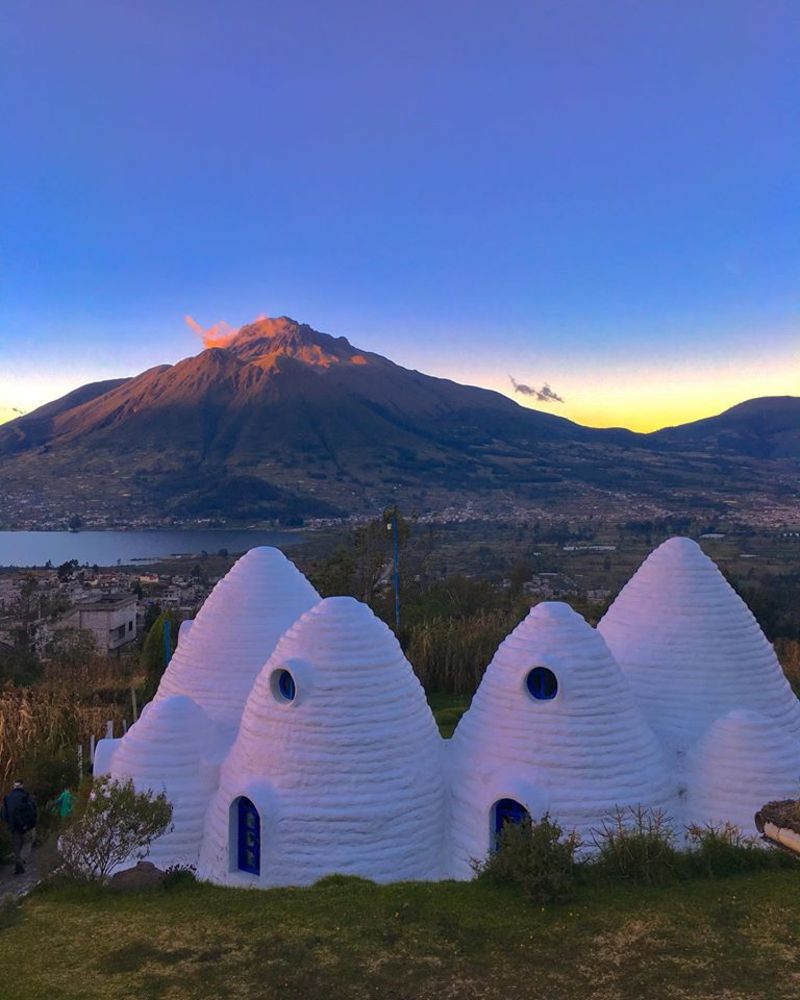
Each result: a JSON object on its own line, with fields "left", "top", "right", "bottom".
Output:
{"left": 56, "top": 559, "right": 80, "bottom": 582}
{"left": 44, "top": 627, "right": 97, "bottom": 669}
{"left": 310, "top": 507, "right": 411, "bottom": 608}
{"left": 58, "top": 776, "right": 173, "bottom": 882}
{"left": 0, "top": 644, "right": 42, "bottom": 686}
{"left": 139, "top": 610, "right": 181, "bottom": 702}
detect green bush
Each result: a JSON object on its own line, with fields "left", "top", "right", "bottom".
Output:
{"left": 57, "top": 776, "right": 173, "bottom": 883}
{"left": 473, "top": 814, "right": 581, "bottom": 903}
{"left": 589, "top": 806, "right": 680, "bottom": 886}
{"left": 161, "top": 864, "right": 197, "bottom": 891}
{"left": 685, "top": 822, "right": 795, "bottom": 877}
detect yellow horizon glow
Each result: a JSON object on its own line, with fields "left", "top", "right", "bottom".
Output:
{"left": 467, "top": 347, "right": 799, "bottom": 433}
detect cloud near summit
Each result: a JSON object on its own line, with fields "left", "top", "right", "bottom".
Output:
{"left": 185, "top": 315, "right": 238, "bottom": 349}
{"left": 509, "top": 376, "right": 564, "bottom": 404}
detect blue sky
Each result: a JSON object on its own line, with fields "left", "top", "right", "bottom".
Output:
{"left": 1, "top": 0, "right": 797, "bottom": 429}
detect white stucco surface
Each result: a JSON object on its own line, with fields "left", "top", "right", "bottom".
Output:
{"left": 685, "top": 710, "right": 800, "bottom": 837}
{"left": 153, "top": 547, "right": 320, "bottom": 734}
{"left": 598, "top": 537, "right": 800, "bottom": 757}
{"left": 447, "top": 601, "right": 674, "bottom": 877}
{"left": 198, "top": 596, "right": 446, "bottom": 886}
{"left": 109, "top": 694, "right": 219, "bottom": 869}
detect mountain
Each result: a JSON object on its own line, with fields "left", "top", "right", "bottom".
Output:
{"left": 650, "top": 397, "right": 800, "bottom": 459}
{"left": 0, "top": 377, "right": 130, "bottom": 454}
{"left": 0, "top": 317, "right": 797, "bottom": 526}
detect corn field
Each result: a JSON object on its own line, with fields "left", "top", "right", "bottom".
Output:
{"left": 775, "top": 639, "right": 800, "bottom": 695}
{"left": 0, "top": 652, "right": 139, "bottom": 792}
{"left": 402, "top": 608, "right": 525, "bottom": 694}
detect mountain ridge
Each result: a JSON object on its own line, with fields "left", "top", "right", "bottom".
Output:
{"left": 0, "top": 317, "right": 797, "bottom": 526}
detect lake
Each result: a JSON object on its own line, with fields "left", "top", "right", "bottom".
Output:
{"left": 0, "top": 529, "right": 307, "bottom": 568}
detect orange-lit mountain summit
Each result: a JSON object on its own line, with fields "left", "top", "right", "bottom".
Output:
{"left": 0, "top": 316, "right": 798, "bottom": 530}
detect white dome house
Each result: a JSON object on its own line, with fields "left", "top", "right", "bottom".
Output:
{"left": 685, "top": 710, "right": 800, "bottom": 837}
{"left": 198, "top": 596, "right": 446, "bottom": 887}
{"left": 598, "top": 537, "right": 800, "bottom": 759}
{"left": 153, "top": 546, "right": 320, "bottom": 736}
{"left": 447, "top": 602, "right": 674, "bottom": 878}
{"left": 107, "top": 695, "right": 219, "bottom": 869}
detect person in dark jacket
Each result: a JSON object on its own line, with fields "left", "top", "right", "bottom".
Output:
{"left": 1, "top": 780, "right": 38, "bottom": 874}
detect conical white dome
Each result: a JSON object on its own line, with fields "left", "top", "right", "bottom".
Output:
{"left": 109, "top": 695, "right": 218, "bottom": 869}
{"left": 154, "top": 547, "right": 320, "bottom": 733}
{"left": 199, "top": 596, "right": 445, "bottom": 886}
{"left": 448, "top": 602, "right": 674, "bottom": 877}
{"left": 598, "top": 537, "right": 800, "bottom": 756}
{"left": 686, "top": 710, "right": 800, "bottom": 836}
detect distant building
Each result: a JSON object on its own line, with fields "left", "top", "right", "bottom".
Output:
{"left": 63, "top": 594, "right": 137, "bottom": 653}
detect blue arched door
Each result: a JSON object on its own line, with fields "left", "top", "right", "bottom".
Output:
{"left": 493, "top": 798, "right": 530, "bottom": 846}
{"left": 237, "top": 797, "right": 261, "bottom": 875}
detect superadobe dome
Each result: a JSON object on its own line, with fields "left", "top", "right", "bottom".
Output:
{"left": 198, "top": 596, "right": 445, "bottom": 887}
{"left": 686, "top": 710, "right": 800, "bottom": 837}
{"left": 109, "top": 694, "right": 218, "bottom": 869}
{"left": 448, "top": 602, "right": 674, "bottom": 877}
{"left": 598, "top": 537, "right": 800, "bottom": 756}
{"left": 153, "top": 547, "right": 320, "bottom": 734}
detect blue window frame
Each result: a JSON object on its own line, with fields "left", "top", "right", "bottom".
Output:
{"left": 493, "top": 798, "right": 530, "bottom": 845}
{"left": 526, "top": 666, "right": 558, "bottom": 701}
{"left": 237, "top": 797, "right": 261, "bottom": 875}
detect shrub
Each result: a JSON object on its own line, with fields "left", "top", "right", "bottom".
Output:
{"left": 57, "top": 776, "right": 173, "bottom": 883}
{"left": 473, "top": 814, "right": 581, "bottom": 903}
{"left": 685, "top": 822, "right": 794, "bottom": 876}
{"left": 162, "top": 864, "right": 197, "bottom": 891}
{"left": 589, "top": 806, "right": 680, "bottom": 885}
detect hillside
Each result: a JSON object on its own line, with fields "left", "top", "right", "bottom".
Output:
{"left": 0, "top": 318, "right": 797, "bottom": 526}
{"left": 650, "top": 397, "right": 800, "bottom": 459}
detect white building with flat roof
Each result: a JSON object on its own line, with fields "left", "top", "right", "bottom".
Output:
{"left": 63, "top": 594, "right": 137, "bottom": 652}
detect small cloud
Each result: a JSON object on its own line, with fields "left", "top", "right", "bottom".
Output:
{"left": 509, "top": 376, "right": 564, "bottom": 404}
{"left": 185, "top": 315, "right": 238, "bottom": 349}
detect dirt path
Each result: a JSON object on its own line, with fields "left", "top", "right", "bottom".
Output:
{"left": 0, "top": 835, "right": 59, "bottom": 903}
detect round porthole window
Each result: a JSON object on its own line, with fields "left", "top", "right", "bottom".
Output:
{"left": 526, "top": 666, "right": 558, "bottom": 701}
{"left": 272, "top": 668, "right": 296, "bottom": 703}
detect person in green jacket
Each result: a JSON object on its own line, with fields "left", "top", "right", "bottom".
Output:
{"left": 53, "top": 787, "right": 74, "bottom": 820}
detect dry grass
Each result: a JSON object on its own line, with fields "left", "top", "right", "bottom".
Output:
{"left": 0, "top": 653, "right": 140, "bottom": 788}
{"left": 403, "top": 609, "right": 522, "bottom": 695}
{"left": 776, "top": 639, "right": 800, "bottom": 695}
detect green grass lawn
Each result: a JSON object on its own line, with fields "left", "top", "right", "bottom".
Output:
{"left": 2, "top": 869, "right": 800, "bottom": 999}
{"left": 427, "top": 691, "right": 471, "bottom": 738}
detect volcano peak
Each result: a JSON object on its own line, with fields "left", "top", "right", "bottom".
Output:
{"left": 214, "top": 316, "right": 362, "bottom": 368}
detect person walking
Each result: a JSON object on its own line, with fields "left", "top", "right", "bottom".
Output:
{"left": 1, "top": 779, "right": 38, "bottom": 874}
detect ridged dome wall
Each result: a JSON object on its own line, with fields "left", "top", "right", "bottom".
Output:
{"left": 108, "top": 695, "right": 218, "bottom": 869}
{"left": 153, "top": 547, "right": 320, "bottom": 734}
{"left": 598, "top": 537, "right": 800, "bottom": 757}
{"left": 448, "top": 602, "right": 674, "bottom": 877}
{"left": 685, "top": 710, "right": 800, "bottom": 836}
{"left": 199, "top": 597, "right": 445, "bottom": 887}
